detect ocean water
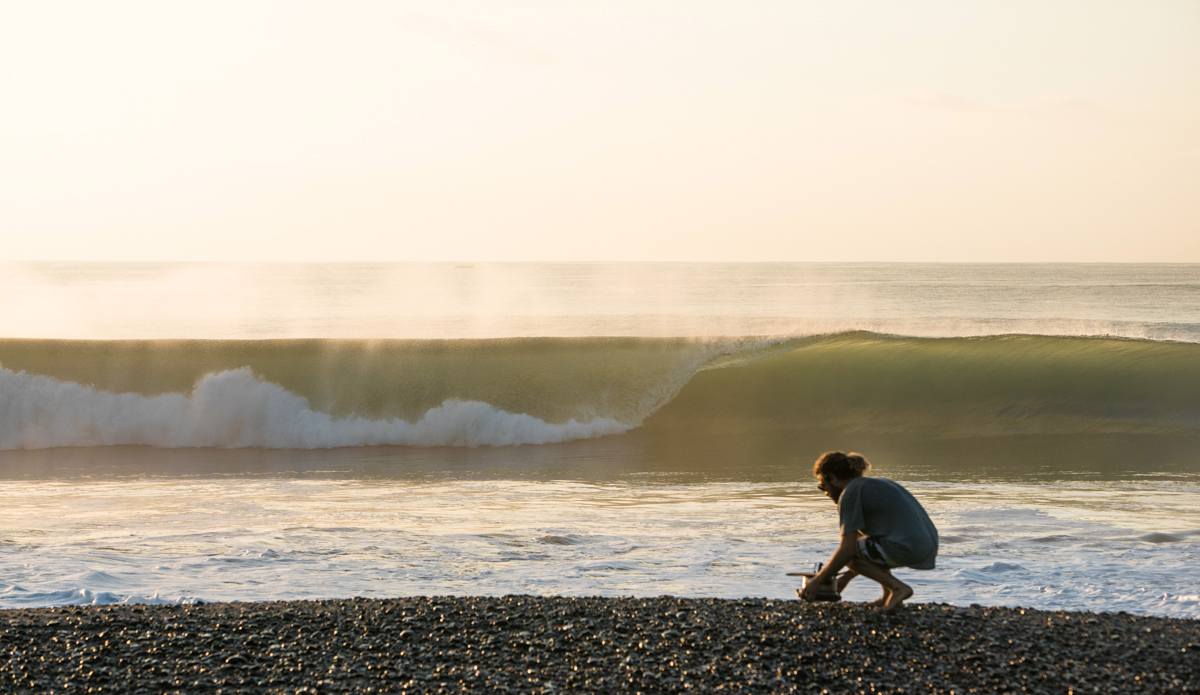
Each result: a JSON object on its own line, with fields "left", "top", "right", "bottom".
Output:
{"left": 0, "top": 262, "right": 1197, "bottom": 617}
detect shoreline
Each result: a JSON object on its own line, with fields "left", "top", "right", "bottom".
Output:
{"left": 2, "top": 597, "right": 1196, "bottom": 694}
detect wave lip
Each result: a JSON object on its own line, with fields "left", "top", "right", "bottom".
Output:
{"left": 0, "top": 367, "right": 631, "bottom": 450}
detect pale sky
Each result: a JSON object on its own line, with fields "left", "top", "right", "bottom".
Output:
{"left": 1, "top": 1, "right": 1197, "bottom": 262}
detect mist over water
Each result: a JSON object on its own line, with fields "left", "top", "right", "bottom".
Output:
{"left": 3, "top": 261, "right": 1200, "bottom": 340}
{"left": 0, "top": 263, "right": 1198, "bottom": 615}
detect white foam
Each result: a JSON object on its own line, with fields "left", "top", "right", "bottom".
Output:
{"left": 0, "top": 367, "right": 631, "bottom": 450}
{"left": 981, "top": 562, "right": 1026, "bottom": 573}
{"left": 0, "top": 585, "right": 199, "bottom": 607}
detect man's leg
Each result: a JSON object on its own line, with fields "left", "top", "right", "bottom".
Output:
{"left": 845, "top": 558, "right": 913, "bottom": 611}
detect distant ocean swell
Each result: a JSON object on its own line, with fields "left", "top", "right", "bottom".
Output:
{"left": 1, "top": 333, "right": 1198, "bottom": 450}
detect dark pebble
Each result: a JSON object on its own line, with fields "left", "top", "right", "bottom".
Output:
{"left": 1, "top": 597, "right": 1197, "bottom": 693}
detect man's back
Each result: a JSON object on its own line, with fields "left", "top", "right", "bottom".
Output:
{"left": 837, "top": 477, "right": 938, "bottom": 569}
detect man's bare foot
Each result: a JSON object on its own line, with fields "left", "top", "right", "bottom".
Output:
{"left": 864, "top": 595, "right": 888, "bottom": 608}
{"left": 879, "top": 584, "right": 913, "bottom": 611}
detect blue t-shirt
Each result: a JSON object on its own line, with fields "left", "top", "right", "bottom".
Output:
{"left": 838, "top": 477, "right": 938, "bottom": 570}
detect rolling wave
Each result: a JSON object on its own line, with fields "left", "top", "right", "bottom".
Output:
{"left": 1, "top": 333, "right": 1198, "bottom": 450}
{"left": 645, "top": 332, "right": 1200, "bottom": 438}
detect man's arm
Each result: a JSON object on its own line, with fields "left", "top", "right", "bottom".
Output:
{"left": 799, "top": 529, "right": 858, "bottom": 601}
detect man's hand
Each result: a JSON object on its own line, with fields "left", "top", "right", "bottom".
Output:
{"left": 798, "top": 578, "right": 825, "bottom": 602}
{"left": 797, "top": 530, "right": 860, "bottom": 601}
{"left": 798, "top": 569, "right": 855, "bottom": 601}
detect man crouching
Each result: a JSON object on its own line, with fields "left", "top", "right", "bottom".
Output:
{"left": 798, "top": 451, "right": 938, "bottom": 611}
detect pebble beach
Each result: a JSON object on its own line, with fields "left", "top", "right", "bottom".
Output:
{"left": 3, "top": 597, "right": 1197, "bottom": 694}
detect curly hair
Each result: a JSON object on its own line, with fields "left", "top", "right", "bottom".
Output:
{"left": 812, "top": 451, "right": 871, "bottom": 480}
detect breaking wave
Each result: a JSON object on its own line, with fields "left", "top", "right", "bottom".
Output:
{"left": 0, "top": 367, "right": 630, "bottom": 449}
{"left": 1, "top": 332, "right": 1199, "bottom": 450}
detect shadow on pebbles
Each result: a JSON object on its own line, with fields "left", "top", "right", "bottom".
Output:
{"left": 1, "top": 596, "right": 1197, "bottom": 694}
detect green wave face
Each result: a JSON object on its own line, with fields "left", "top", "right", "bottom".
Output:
{"left": 2, "top": 332, "right": 1199, "bottom": 443}
{"left": 647, "top": 333, "right": 1200, "bottom": 438}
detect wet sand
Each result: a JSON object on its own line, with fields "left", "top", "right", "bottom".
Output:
{"left": 2, "top": 596, "right": 1196, "bottom": 694}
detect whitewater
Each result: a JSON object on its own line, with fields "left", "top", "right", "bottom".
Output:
{"left": 0, "top": 367, "right": 630, "bottom": 449}
{"left": 0, "top": 262, "right": 1198, "bottom": 617}
{"left": 2, "top": 478, "right": 1198, "bottom": 618}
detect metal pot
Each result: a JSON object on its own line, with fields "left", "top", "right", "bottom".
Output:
{"left": 790, "top": 563, "right": 842, "bottom": 602}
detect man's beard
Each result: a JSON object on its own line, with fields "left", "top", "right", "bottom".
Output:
{"left": 828, "top": 485, "right": 843, "bottom": 503}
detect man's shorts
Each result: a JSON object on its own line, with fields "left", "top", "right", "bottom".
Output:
{"left": 856, "top": 536, "right": 901, "bottom": 568}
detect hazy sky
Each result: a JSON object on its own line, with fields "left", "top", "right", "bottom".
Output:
{"left": 1, "top": 1, "right": 1197, "bottom": 262}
